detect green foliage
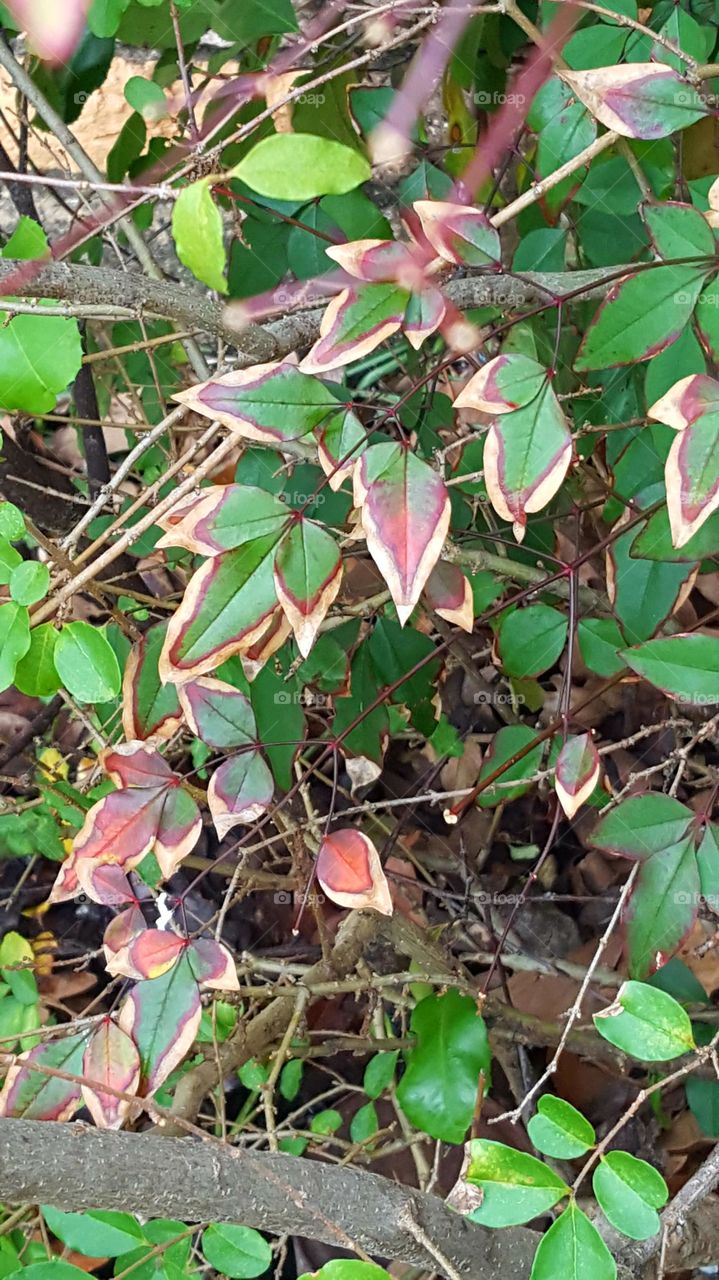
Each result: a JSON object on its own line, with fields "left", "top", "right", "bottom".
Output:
{"left": 396, "top": 991, "right": 490, "bottom": 1143}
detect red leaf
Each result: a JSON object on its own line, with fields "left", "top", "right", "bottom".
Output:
{"left": 106, "top": 929, "right": 186, "bottom": 981}
{"left": 101, "top": 742, "right": 174, "bottom": 789}
{"left": 316, "top": 829, "right": 393, "bottom": 915}
{"left": 555, "top": 733, "right": 601, "bottom": 819}
{"left": 423, "top": 560, "right": 474, "bottom": 632}
{"left": 187, "top": 939, "right": 239, "bottom": 992}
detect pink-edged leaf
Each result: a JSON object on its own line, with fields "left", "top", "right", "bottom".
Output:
{"left": 122, "top": 623, "right": 182, "bottom": 743}
{"left": 454, "top": 353, "right": 548, "bottom": 415}
{"left": 208, "top": 749, "right": 275, "bottom": 840}
{"left": 49, "top": 789, "right": 166, "bottom": 903}
{"left": 0, "top": 1031, "right": 88, "bottom": 1120}
{"left": 101, "top": 741, "right": 175, "bottom": 789}
{"left": 118, "top": 953, "right": 201, "bottom": 1098}
{"left": 300, "top": 284, "right": 409, "bottom": 375}
{"left": 403, "top": 286, "right": 446, "bottom": 350}
{"left": 81, "top": 1019, "right": 141, "bottom": 1130}
{"left": 273, "top": 517, "right": 343, "bottom": 657}
{"left": 664, "top": 411, "right": 719, "bottom": 548}
{"left": 77, "top": 862, "right": 136, "bottom": 907}
{"left": 316, "top": 828, "right": 393, "bottom": 915}
{"left": 156, "top": 484, "right": 289, "bottom": 556}
{"left": 562, "top": 65, "right": 706, "bottom": 139}
{"left": 316, "top": 407, "right": 367, "bottom": 490}
{"left": 187, "top": 939, "right": 239, "bottom": 992}
{"left": 483, "top": 383, "right": 572, "bottom": 542}
{"left": 575, "top": 266, "right": 707, "bottom": 372}
{"left": 179, "top": 676, "right": 257, "bottom": 750}
{"left": 353, "top": 442, "right": 450, "bottom": 624}
{"left": 103, "top": 906, "right": 146, "bottom": 969}
{"left": 648, "top": 373, "right": 719, "bottom": 431}
{"left": 423, "top": 560, "right": 474, "bottom": 632}
{"left": 555, "top": 733, "right": 601, "bottom": 819}
{"left": 106, "top": 929, "right": 186, "bottom": 981}
{"left": 6, "top": 0, "right": 88, "bottom": 63}
{"left": 173, "top": 361, "right": 340, "bottom": 446}
{"left": 413, "top": 200, "right": 501, "bottom": 267}
{"left": 159, "top": 535, "right": 280, "bottom": 684}
{"left": 241, "top": 608, "right": 292, "bottom": 683}
{"left": 156, "top": 490, "right": 207, "bottom": 531}
{"left": 155, "top": 786, "right": 202, "bottom": 879}
{"left": 326, "top": 239, "right": 418, "bottom": 283}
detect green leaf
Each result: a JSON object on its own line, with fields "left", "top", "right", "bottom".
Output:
{"left": 201, "top": 1225, "right": 272, "bottom": 1279}
{"left": 697, "top": 822, "right": 719, "bottom": 907}
{"left": 575, "top": 266, "right": 707, "bottom": 370}
{"left": 231, "top": 135, "right": 371, "bottom": 201}
{"left": 476, "top": 725, "right": 544, "bottom": 808}
{"left": 626, "top": 835, "right": 700, "bottom": 979}
{"left": 621, "top": 633, "right": 719, "bottom": 704}
{"left": 591, "top": 794, "right": 693, "bottom": 859}
{"left": 686, "top": 1076, "right": 719, "bottom": 1137}
{"left": 529, "top": 1203, "right": 615, "bottom": 1280}
{"left": 54, "top": 622, "right": 121, "bottom": 703}
{"left": 363, "top": 1050, "right": 398, "bottom": 1099}
{"left": 14, "top": 624, "right": 60, "bottom": 698}
{"left": 396, "top": 990, "right": 490, "bottom": 1143}
{"left": 643, "top": 200, "right": 715, "bottom": 260}
{"left": 593, "top": 1151, "right": 667, "bottom": 1240}
{"left": 310, "top": 1108, "right": 343, "bottom": 1136}
{"left": 467, "top": 1140, "right": 569, "bottom": 1227}
{"left": 0, "top": 931, "right": 38, "bottom": 1004}
{"left": 497, "top": 604, "right": 568, "bottom": 678}
{"left": 0, "top": 501, "right": 25, "bottom": 540}
{"left": 0, "top": 539, "right": 23, "bottom": 585}
{"left": 42, "top": 1208, "right": 146, "bottom": 1257}
{"left": 88, "top": 0, "right": 132, "bottom": 37}
{"left": 124, "top": 75, "right": 167, "bottom": 120}
{"left": 0, "top": 601, "right": 30, "bottom": 692}
{"left": 299, "top": 1264, "right": 390, "bottom": 1280}
{"left": 10, "top": 560, "right": 49, "bottom": 606}
{"left": 172, "top": 179, "right": 227, "bottom": 293}
{"left": 593, "top": 979, "right": 695, "bottom": 1060}
{"left": 350, "top": 1100, "right": 379, "bottom": 1144}
{"left": 527, "top": 1095, "right": 596, "bottom": 1159}
{"left": 12, "top": 1265, "right": 91, "bottom": 1280}
{"left": 631, "top": 505, "right": 719, "bottom": 563}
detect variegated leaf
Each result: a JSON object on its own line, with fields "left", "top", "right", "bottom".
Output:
{"left": 159, "top": 535, "right": 281, "bottom": 683}
{"left": 664, "top": 411, "right": 719, "bottom": 548}
{"left": 316, "top": 406, "right": 367, "bottom": 490}
{"left": 208, "top": 750, "right": 275, "bottom": 839}
{"left": 101, "top": 741, "right": 175, "bottom": 789}
{"left": 122, "top": 622, "right": 182, "bottom": 743}
{"left": 0, "top": 1031, "right": 88, "bottom": 1120}
{"left": 482, "top": 383, "right": 572, "bottom": 542}
{"left": 325, "top": 239, "right": 418, "bottom": 283}
{"left": 562, "top": 65, "right": 706, "bottom": 139}
{"left": 403, "top": 286, "right": 446, "bottom": 350}
{"left": 106, "top": 928, "right": 186, "bottom": 981}
{"left": 103, "top": 906, "right": 146, "bottom": 969}
{"left": 648, "top": 374, "right": 719, "bottom": 431}
{"left": 179, "top": 676, "right": 257, "bottom": 750}
{"left": 316, "top": 829, "right": 393, "bottom": 915}
{"left": 273, "top": 517, "right": 343, "bottom": 657}
{"left": 173, "top": 361, "right": 340, "bottom": 446}
{"left": 423, "top": 560, "right": 474, "bottom": 633}
{"left": 241, "top": 608, "right": 292, "bottom": 683}
{"left": 353, "top": 442, "right": 450, "bottom": 624}
{"left": 156, "top": 484, "right": 289, "bottom": 556}
{"left": 187, "top": 939, "right": 239, "bottom": 992}
{"left": 81, "top": 1019, "right": 141, "bottom": 1130}
{"left": 78, "top": 862, "right": 136, "bottom": 907}
{"left": 118, "top": 953, "right": 202, "bottom": 1097}
{"left": 555, "top": 733, "right": 601, "bottom": 819}
{"left": 301, "top": 284, "right": 409, "bottom": 375}
{"left": 413, "top": 200, "right": 501, "bottom": 267}
{"left": 155, "top": 786, "right": 203, "bottom": 879}
{"left": 454, "top": 353, "right": 548, "bottom": 415}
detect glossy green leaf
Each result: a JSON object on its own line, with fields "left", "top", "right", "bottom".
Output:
{"left": 201, "top": 1225, "right": 271, "bottom": 1279}
{"left": 232, "top": 134, "right": 371, "bottom": 201}
{"left": 577, "top": 618, "right": 627, "bottom": 676}
{"left": 54, "top": 623, "right": 121, "bottom": 703}
{"left": 643, "top": 201, "right": 714, "bottom": 260}
{"left": 497, "top": 604, "right": 568, "bottom": 678}
{"left": 0, "top": 931, "right": 38, "bottom": 1005}
{"left": 621, "top": 633, "right": 719, "bottom": 704}
{"left": 529, "top": 1203, "right": 615, "bottom": 1280}
{"left": 527, "top": 1095, "right": 596, "bottom": 1159}
{"left": 42, "top": 1208, "right": 146, "bottom": 1257}
{"left": 591, "top": 794, "right": 693, "bottom": 859}
{"left": 593, "top": 1151, "right": 667, "bottom": 1240}
{"left": 0, "top": 601, "right": 30, "bottom": 692}
{"left": 476, "top": 725, "right": 544, "bottom": 808}
{"left": 396, "top": 990, "right": 490, "bottom": 1143}
{"left": 626, "top": 835, "right": 700, "bottom": 978}
{"left": 172, "top": 178, "right": 227, "bottom": 293}
{"left": 363, "top": 1050, "right": 398, "bottom": 1099}
{"left": 593, "top": 979, "right": 695, "bottom": 1060}
{"left": 10, "top": 560, "right": 49, "bottom": 606}
{"left": 467, "top": 1140, "right": 569, "bottom": 1227}
{"left": 575, "top": 266, "right": 707, "bottom": 370}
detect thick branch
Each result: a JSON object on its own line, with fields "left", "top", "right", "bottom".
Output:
{"left": 0, "top": 259, "right": 634, "bottom": 366}
{"left": 0, "top": 1119, "right": 537, "bottom": 1280}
